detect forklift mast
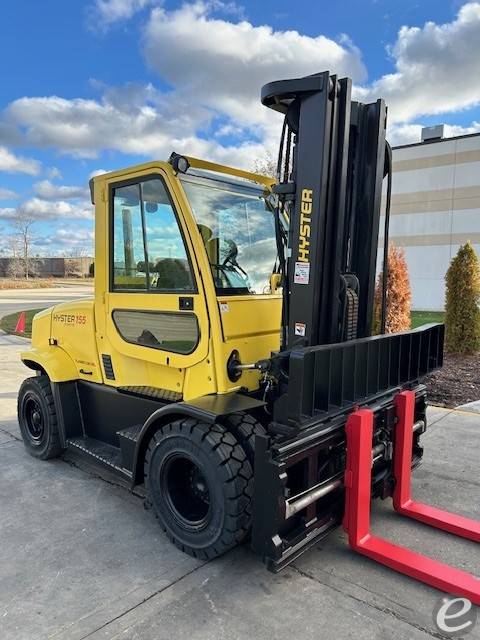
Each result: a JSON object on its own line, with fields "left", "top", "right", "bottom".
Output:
{"left": 261, "top": 71, "right": 388, "bottom": 349}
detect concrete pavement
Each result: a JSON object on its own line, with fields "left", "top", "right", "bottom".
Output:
{"left": 0, "top": 284, "right": 93, "bottom": 319}
{"left": 458, "top": 399, "right": 480, "bottom": 414}
{"left": 0, "top": 329, "right": 479, "bottom": 639}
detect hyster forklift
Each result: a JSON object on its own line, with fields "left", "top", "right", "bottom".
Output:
{"left": 18, "top": 71, "right": 479, "bottom": 603}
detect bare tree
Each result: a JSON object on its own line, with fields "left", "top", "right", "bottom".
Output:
{"left": 63, "top": 248, "right": 88, "bottom": 278}
{"left": 65, "top": 247, "right": 88, "bottom": 258}
{"left": 12, "top": 209, "right": 36, "bottom": 279}
{"left": 64, "top": 258, "right": 83, "bottom": 278}
{"left": 251, "top": 151, "right": 277, "bottom": 178}
{"left": 6, "top": 235, "right": 23, "bottom": 278}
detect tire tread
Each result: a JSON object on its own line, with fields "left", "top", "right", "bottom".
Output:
{"left": 144, "top": 418, "right": 253, "bottom": 560}
{"left": 220, "top": 412, "right": 266, "bottom": 465}
{"left": 17, "top": 375, "right": 63, "bottom": 460}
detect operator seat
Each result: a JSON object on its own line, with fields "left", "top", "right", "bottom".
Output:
{"left": 155, "top": 258, "right": 192, "bottom": 290}
{"left": 197, "top": 224, "right": 223, "bottom": 288}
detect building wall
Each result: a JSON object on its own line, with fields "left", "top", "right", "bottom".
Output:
{"left": 0, "top": 256, "right": 94, "bottom": 278}
{"left": 385, "top": 133, "right": 480, "bottom": 311}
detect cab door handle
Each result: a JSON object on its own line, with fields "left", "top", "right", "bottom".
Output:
{"left": 79, "top": 369, "right": 93, "bottom": 376}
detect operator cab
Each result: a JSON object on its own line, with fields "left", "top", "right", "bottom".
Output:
{"left": 109, "top": 165, "right": 279, "bottom": 297}
{"left": 88, "top": 155, "right": 282, "bottom": 402}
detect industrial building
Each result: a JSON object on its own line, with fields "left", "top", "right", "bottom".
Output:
{"left": 387, "top": 128, "right": 480, "bottom": 311}
{"left": 0, "top": 256, "right": 93, "bottom": 278}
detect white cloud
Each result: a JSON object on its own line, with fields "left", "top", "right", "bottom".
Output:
{"left": 0, "top": 146, "right": 40, "bottom": 175}
{"left": 2, "top": 2, "right": 480, "bottom": 171}
{"left": 214, "top": 123, "right": 245, "bottom": 138}
{"left": 89, "top": 0, "right": 156, "bottom": 29}
{"left": 4, "top": 87, "right": 214, "bottom": 159}
{"left": 47, "top": 166, "right": 63, "bottom": 180}
{"left": 1, "top": 209, "right": 94, "bottom": 256}
{"left": 0, "top": 207, "right": 16, "bottom": 220}
{"left": 0, "top": 187, "right": 18, "bottom": 200}
{"left": 0, "top": 4, "right": 367, "bottom": 167}
{"left": 18, "top": 198, "right": 94, "bottom": 221}
{"left": 388, "top": 121, "right": 480, "bottom": 146}
{"left": 0, "top": 198, "right": 94, "bottom": 222}
{"left": 386, "top": 124, "right": 423, "bottom": 147}
{"left": 2, "top": 83, "right": 270, "bottom": 167}
{"left": 443, "top": 122, "right": 480, "bottom": 138}
{"left": 33, "top": 180, "right": 88, "bottom": 200}
{"left": 144, "top": 2, "right": 366, "bottom": 127}
{"left": 34, "top": 227, "right": 94, "bottom": 251}
{"left": 356, "top": 3, "right": 480, "bottom": 124}
{"left": 89, "top": 168, "right": 108, "bottom": 178}
{"left": 7, "top": 224, "right": 95, "bottom": 256}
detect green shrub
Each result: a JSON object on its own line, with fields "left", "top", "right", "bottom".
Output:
{"left": 445, "top": 241, "right": 480, "bottom": 354}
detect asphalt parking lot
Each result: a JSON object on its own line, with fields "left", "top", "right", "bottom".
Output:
{"left": 0, "top": 283, "right": 93, "bottom": 317}
{"left": 0, "top": 296, "right": 479, "bottom": 639}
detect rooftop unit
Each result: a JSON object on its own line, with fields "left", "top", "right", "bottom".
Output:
{"left": 421, "top": 124, "right": 445, "bottom": 142}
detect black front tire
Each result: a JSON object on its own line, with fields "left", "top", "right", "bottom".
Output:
{"left": 17, "top": 375, "right": 63, "bottom": 460}
{"left": 221, "top": 412, "right": 266, "bottom": 466}
{"left": 145, "top": 419, "right": 253, "bottom": 560}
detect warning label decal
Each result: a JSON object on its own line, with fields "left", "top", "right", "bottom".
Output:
{"left": 294, "top": 322, "right": 306, "bottom": 337}
{"left": 294, "top": 262, "right": 310, "bottom": 285}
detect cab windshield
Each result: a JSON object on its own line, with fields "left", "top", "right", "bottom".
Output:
{"left": 180, "top": 174, "right": 278, "bottom": 295}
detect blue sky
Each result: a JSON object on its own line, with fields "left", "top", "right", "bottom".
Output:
{"left": 0, "top": 0, "right": 479, "bottom": 257}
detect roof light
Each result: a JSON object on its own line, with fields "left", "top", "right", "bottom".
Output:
{"left": 169, "top": 152, "right": 190, "bottom": 174}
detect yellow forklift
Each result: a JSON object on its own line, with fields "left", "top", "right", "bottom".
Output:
{"left": 17, "top": 71, "right": 479, "bottom": 602}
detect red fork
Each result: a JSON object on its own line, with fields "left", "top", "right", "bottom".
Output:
{"left": 343, "top": 401, "right": 480, "bottom": 604}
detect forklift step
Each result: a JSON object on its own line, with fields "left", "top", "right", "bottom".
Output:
{"left": 343, "top": 390, "right": 480, "bottom": 605}
{"left": 67, "top": 437, "right": 132, "bottom": 479}
{"left": 116, "top": 424, "right": 143, "bottom": 472}
{"left": 117, "top": 424, "right": 143, "bottom": 442}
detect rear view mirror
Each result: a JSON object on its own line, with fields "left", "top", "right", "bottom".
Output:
{"left": 145, "top": 203, "right": 158, "bottom": 213}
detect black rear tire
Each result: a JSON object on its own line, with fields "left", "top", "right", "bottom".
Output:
{"left": 144, "top": 419, "right": 253, "bottom": 560}
{"left": 17, "top": 375, "right": 63, "bottom": 460}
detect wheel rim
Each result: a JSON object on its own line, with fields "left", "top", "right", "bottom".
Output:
{"left": 160, "top": 453, "right": 211, "bottom": 531}
{"left": 23, "top": 395, "right": 45, "bottom": 443}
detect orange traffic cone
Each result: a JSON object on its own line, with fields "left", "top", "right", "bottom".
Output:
{"left": 15, "top": 311, "right": 26, "bottom": 334}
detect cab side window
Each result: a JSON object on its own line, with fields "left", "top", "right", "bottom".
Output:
{"left": 112, "top": 177, "right": 195, "bottom": 292}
